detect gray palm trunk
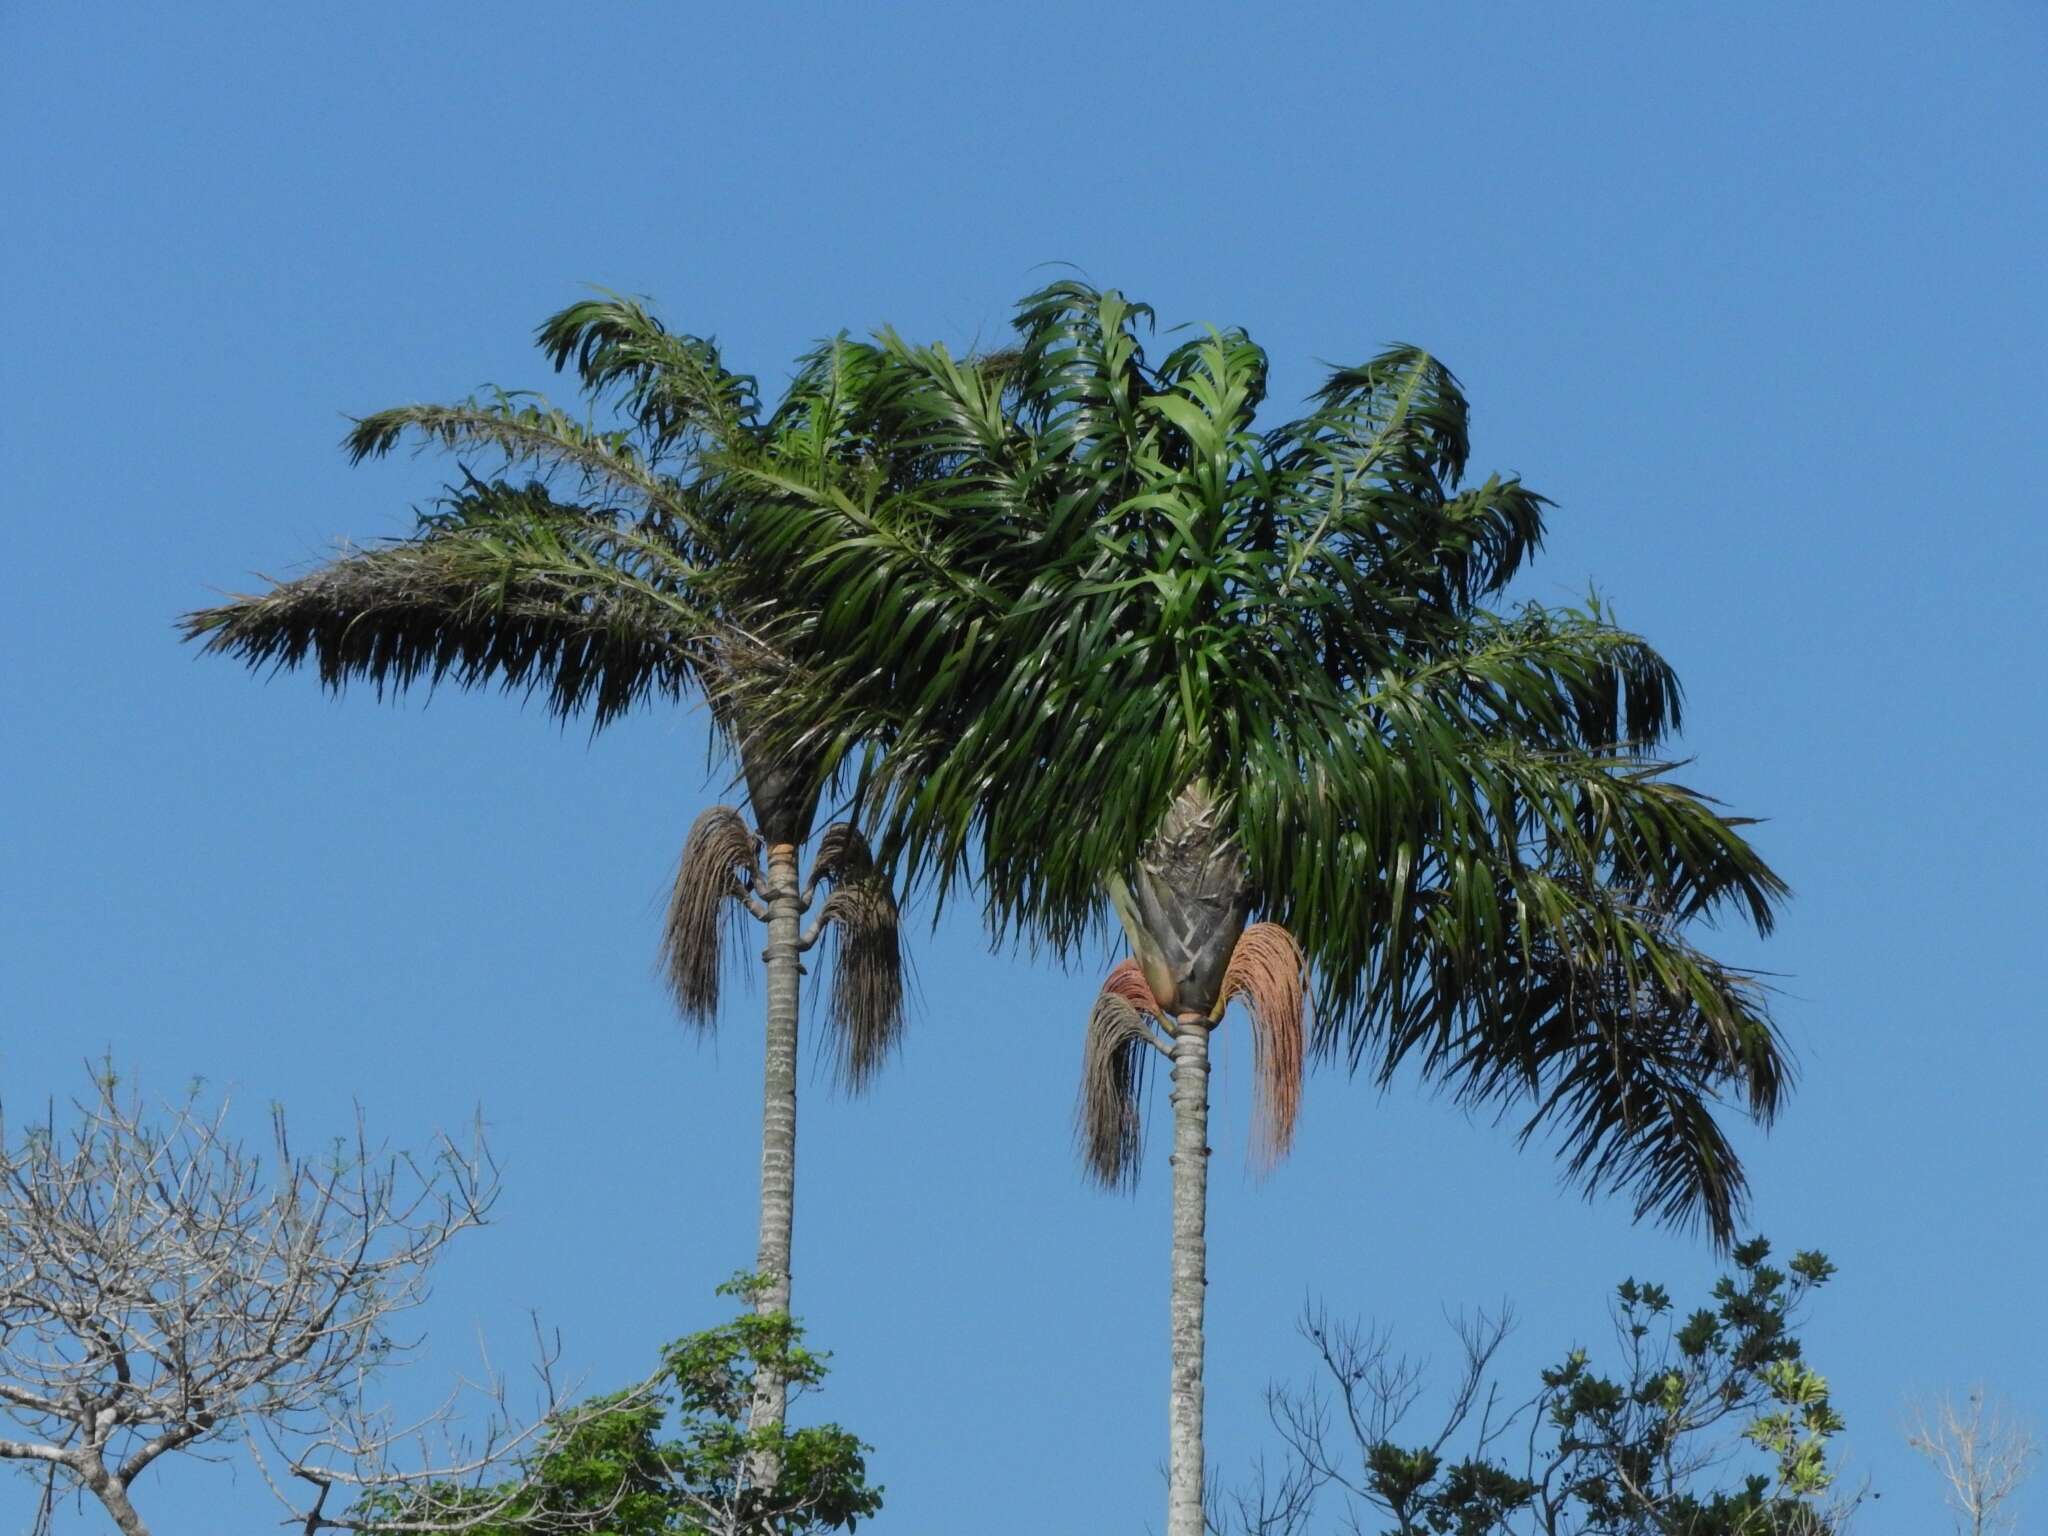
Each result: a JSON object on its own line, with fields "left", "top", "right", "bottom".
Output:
{"left": 750, "top": 837, "right": 805, "bottom": 1483}
{"left": 1116, "top": 782, "right": 1254, "bottom": 1536}
{"left": 672, "top": 723, "right": 902, "bottom": 1495}
{"left": 1166, "top": 1020, "right": 1214, "bottom": 1536}
{"left": 734, "top": 733, "right": 825, "bottom": 1491}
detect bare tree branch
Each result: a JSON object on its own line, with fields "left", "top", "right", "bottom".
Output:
{"left": 0, "top": 1066, "right": 600, "bottom": 1535}
{"left": 1907, "top": 1387, "right": 2038, "bottom": 1536}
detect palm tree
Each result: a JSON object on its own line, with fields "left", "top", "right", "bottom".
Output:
{"left": 730, "top": 281, "right": 1793, "bottom": 1536}
{"left": 180, "top": 299, "right": 909, "bottom": 1471}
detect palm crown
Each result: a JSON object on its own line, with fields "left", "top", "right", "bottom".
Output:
{"left": 181, "top": 297, "right": 910, "bottom": 1083}
{"left": 738, "top": 281, "right": 1789, "bottom": 1239}
{"left": 180, "top": 296, "right": 936, "bottom": 1482}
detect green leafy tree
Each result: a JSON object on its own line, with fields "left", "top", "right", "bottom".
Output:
{"left": 181, "top": 302, "right": 910, "bottom": 1466}
{"left": 732, "top": 281, "right": 1794, "bottom": 1536}
{"left": 1227, "top": 1239, "right": 1849, "bottom": 1536}
{"left": 353, "top": 1277, "right": 880, "bottom": 1536}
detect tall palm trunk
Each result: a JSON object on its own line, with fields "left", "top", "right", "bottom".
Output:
{"left": 1112, "top": 781, "right": 1252, "bottom": 1536}
{"left": 750, "top": 837, "right": 804, "bottom": 1485}
{"left": 670, "top": 716, "right": 889, "bottom": 1496}
{"left": 734, "top": 718, "right": 824, "bottom": 1489}
{"left": 1166, "top": 1018, "right": 1213, "bottom": 1536}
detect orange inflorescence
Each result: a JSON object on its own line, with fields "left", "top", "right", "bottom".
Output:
{"left": 1220, "top": 923, "right": 1307, "bottom": 1169}
{"left": 1077, "top": 959, "right": 1166, "bottom": 1191}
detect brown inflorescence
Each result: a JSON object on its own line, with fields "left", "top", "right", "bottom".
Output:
{"left": 661, "top": 805, "right": 757, "bottom": 1027}
{"left": 1078, "top": 959, "right": 1166, "bottom": 1191}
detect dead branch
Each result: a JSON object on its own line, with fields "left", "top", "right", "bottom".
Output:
{"left": 0, "top": 1065, "right": 595, "bottom": 1535}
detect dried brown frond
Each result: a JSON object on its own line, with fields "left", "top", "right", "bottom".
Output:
{"left": 1078, "top": 960, "right": 1165, "bottom": 1191}
{"left": 178, "top": 480, "right": 710, "bottom": 731}
{"left": 1220, "top": 923, "right": 1307, "bottom": 1169}
{"left": 816, "top": 879, "right": 905, "bottom": 1093}
{"left": 966, "top": 344, "right": 1024, "bottom": 376}
{"left": 662, "top": 805, "right": 757, "bottom": 1028}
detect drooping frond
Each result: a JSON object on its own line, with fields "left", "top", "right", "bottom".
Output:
{"left": 1077, "top": 960, "right": 1165, "bottom": 1191}
{"left": 1218, "top": 924, "right": 1306, "bottom": 1169}
{"left": 816, "top": 878, "right": 905, "bottom": 1094}
{"left": 344, "top": 393, "right": 710, "bottom": 542}
{"left": 179, "top": 477, "right": 714, "bottom": 728}
{"left": 662, "top": 805, "right": 758, "bottom": 1029}
{"left": 1377, "top": 874, "right": 1789, "bottom": 1247}
{"left": 1479, "top": 947, "right": 1778, "bottom": 1248}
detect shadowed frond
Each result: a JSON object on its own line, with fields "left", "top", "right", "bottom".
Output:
{"left": 662, "top": 805, "right": 758, "bottom": 1029}
{"left": 1078, "top": 960, "right": 1165, "bottom": 1191}
{"left": 816, "top": 879, "right": 905, "bottom": 1094}
{"left": 1218, "top": 924, "right": 1306, "bottom": 1170}
{"left": 1395, "top": 881, "right": 1789, "bottom": 1247}
{"left": 179, "top": 478, "right": 713, "bottom": 728}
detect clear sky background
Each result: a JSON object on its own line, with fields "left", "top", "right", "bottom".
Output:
{"left": 4, "top": 3, "right": 2044, "bottom": 1531}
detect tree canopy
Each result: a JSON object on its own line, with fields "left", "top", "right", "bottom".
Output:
{"left": 732, "top": 280, "right": 1791, "bottom": 1241}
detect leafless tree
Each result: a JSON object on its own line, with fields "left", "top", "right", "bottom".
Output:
{"left": 0, "top": 1066, "right": 634, "bottom": 1535}
{"left": 1212, "top": 1303, "right": 1523, "bottom": 1536}
{"left": 1907, "top": 1387, "right": 2038, "bottom": 1536}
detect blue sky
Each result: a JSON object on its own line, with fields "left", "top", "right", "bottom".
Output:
{"left": 3, "top": 2, "right": 2044, "bottom": 1530}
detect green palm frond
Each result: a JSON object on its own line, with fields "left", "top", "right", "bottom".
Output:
{"left": 1433, "top": 892, "right": 1786, "bottom": 1239}
{"left": 345, "top": 393, "right": 708, "bottom": 540}
{"left": 537, "top": 293, "right": 760, "bottom": 466}
{"left": 181, "top": 477, "right": 714, "bottom": 726}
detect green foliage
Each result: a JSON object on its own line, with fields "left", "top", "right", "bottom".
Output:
{"left": 735, "top": 279, "right": 1792, "bottom": 1242}
{"left": 355, "top": 1279, "right": 880, "bottom": 1535}
{"left": 186, "top": 278, "right": 1798, "bottom": 1240}
{"left": 1239, "top": 1240, "right": 1848, "bottom": 1536}
{"left": 179, "top": 291, "right": 900, "bottom": 738}
{"left": 1528, "top": 1245, "right": 1843, "bottom": 1535}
